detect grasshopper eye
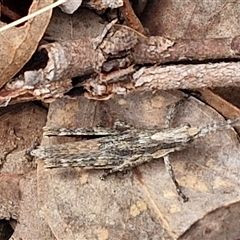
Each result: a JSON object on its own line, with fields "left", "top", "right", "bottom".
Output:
{"left": 113, "top": 120, "right": 132, "bottom": 131}
{"left": 180, "top": 122, "right": 191, "bottom": 128}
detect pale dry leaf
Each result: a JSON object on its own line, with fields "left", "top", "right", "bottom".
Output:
{"left": 0, "top": 166, "right": 54, "bottom": 240}
{"left": 0, "top": 0, "right": 66, "bottom": 32}
{"left": 83, "top": 0, "right": 123, "bottom": 11}
{"left": 141, "top": 0, "right": 240, "bottom": 39}
{"left": 0, "top": 0, "right": 53, "bottom": 88}
{"left": 45, "top": 8, "right": 106, "bottom": 41}
{"left": 59, "top": 0, "right": 82, "bottom": 14}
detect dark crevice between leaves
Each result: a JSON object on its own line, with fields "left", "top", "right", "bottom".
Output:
{"left": 139, "top": 57, "right": 240, "bottom": 68}
{"left": 19, "top": 48, "right": 49, "bottom": 74}
{"left": 64, "top": 75, "right": 92, "bottom": 97}
{"left": 0, "top": 219, "right": 14, "bottom": 240}
{"left": 0, "top": 0, "right": 33, "bottom": 24}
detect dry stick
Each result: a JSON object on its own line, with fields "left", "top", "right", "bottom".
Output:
{"left": 133, "top": 62, "right": 240, "bottom": 89}
{"left": 133, "top": 34, "right": 240, "bottom": 122}
{"left": 120, "top": 0, "right": 146, "bottom": 35}
{"left": 199, "top": 89, "right": 240, "bottom": 135}
{"left": 9, "top": 26, "right": 240, "bottom": 86}
{"left": 0, "top": 5, "right": 22, "bottom": 21}
{"left": 4, "top": 26, "right": 240, "bottom": 102}
{"left": 166, "top": 36, "right": 240, "bottom": 121}
{"left": 132, "top": 37, "right": 240, "bottom": 64}
{"left": 86, "top": 35, "right": 240, "bottom": 97}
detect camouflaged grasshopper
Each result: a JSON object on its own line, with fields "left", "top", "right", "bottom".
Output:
{"left": 31, "top": 118, "right": 240, "bottom": 202}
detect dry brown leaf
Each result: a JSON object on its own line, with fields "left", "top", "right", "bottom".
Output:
{"left": 36, "top": 91, "right": 240, "bottom": 239}
{"left": 2, "top": 1, "right": 240, "bottom": 239}
{"left": 0, "top": 173, "right": 22, "bottom": 220}
{"left": 0, "top": 161, "right": 55, "bottom": 240}
{"left": 0, "top": 169, "right": 55, "bottom": 239}
{"left": 0, "top": 103, "right": 51, "bottom": 239}
{"left": 13, "top": 171, "right": 54, "bottom": 240}
{"left": 179, "top": 201, "right": 240, "bottom": 240}
{"left": 0, "top": 0, "right": 53, "bottom": 88}
{"left": 0, "top": 103, "right": 46, "bottom": 157}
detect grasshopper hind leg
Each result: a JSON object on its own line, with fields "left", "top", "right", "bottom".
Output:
{"left": 163, "top": 155, "right": 189, "bottom": 202}
{"left": 100, "top": 155, "right": 143, "bottom": 180}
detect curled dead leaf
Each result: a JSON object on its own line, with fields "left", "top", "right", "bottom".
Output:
{"left": 0, "top": 77, "right": 72, "bottom": 106}
{"left": 0, "top": 0, "right": 54, "bottom": 88}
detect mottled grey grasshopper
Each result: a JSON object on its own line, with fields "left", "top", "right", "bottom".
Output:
{"left": 31, "top": 118, "right": 240, "bottom": 202}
